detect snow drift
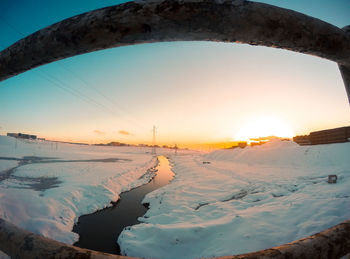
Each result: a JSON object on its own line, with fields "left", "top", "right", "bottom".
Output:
{"left": 1, "top": 136, "right": 349, "bottom": 259}
{"left": 0, "top": 136, "right": 158, "bottom": 244}
{"left": 118, "top": 140, "right": 350, "bottom": 258}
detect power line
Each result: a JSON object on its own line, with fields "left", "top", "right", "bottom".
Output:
{"left": 0, "top": 16, "right": 27, "bottom": 37}
{"left": 34, "top": 69, "right": 108, "bottom": 110}
{"left": 37, "top": 69, "right": 117, "bottom": 113}
{"left": 0, "top": 16, "right": 107, "bottom": 109}
{"left": 0, "top": 16, "right": 118, "bottom": 112}
{"left": 0, "top": 16, "right": 149, "bottom": 131}
{"left": 58, "top": 64, "right": 125, "bottom": 112}
{"left": 38, "top": 68, "right": 148, "bottom": 131}
{"left": 56, "top": 64, "right": 148, "bottom": 130}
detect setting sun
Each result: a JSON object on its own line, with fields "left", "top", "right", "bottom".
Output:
{"left": 234, "top": 116, "right": 294, "bottom": 141}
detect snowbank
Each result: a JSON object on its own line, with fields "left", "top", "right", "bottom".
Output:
{"left": 119, "top": 140, "right": 350, "bottom": 258}
{"left": 205, "top": 139, "right": 350, "bottom": 169}
{"left": 2, "top": 136, "right": 349, "bottom": 258}
{"left": 0, "top": 136, "right": 158, "bottom": 244}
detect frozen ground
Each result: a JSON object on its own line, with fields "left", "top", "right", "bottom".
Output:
{"left": 1, "top": 136, "right": 349, "bottom": 259}
{"left": 118, "top": 140, "right": 350, "bottom": 258}
{"left": 0, "top": 135, "right": 163, "bottom": 247}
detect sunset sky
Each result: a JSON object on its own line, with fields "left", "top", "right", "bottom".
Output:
{"left": 0, "top": 0, "right": 349, "bottom": 145}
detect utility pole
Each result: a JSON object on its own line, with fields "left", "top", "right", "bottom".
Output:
{"left": 152, "top": 125, "right": 156, "bottom": 155}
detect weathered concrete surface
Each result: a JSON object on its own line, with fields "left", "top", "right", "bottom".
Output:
{"left": 339, "top": 26, "right": 350, "bottom": 102}
{"left": 1, "top": 217, "right": 350, "bottom": 258}
{"left": 339, "top": 64, "right": 350, "bottom": 101}
{"left": 0, "top": 218, "right": 137, "bottom": 259}
{"left": 0, "top": 1, "right": 350, "bottom": 258}
{"left": 209, "top": 219, "right": 350, "bottom": 258}
{"left": 0, "top": 0, "right": 350, "bottom": 101}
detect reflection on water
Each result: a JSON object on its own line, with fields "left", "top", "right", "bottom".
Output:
{"left": 73, "top": 155, "right": 174, "bottom": 254}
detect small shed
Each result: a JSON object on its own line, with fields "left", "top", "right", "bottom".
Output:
{"left": 328, "top": 175, "right": 337, "bottom": 184}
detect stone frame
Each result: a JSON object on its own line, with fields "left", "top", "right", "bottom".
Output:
{"left": 0, "top": 1, "right": 349, "bottom": 258}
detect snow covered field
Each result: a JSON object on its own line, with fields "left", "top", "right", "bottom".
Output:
{"left": 119, "top": 140, "right": 350, "bottom": 258}
{"left": 0, "top": 136, "right": 160, "bottom": 246}
{"left": 1, "top": 136, "right": 350, "bottom": 258}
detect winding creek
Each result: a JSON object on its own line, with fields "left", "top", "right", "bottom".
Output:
{"left": 73, "top": 155, "right": 174, "bottom": 255}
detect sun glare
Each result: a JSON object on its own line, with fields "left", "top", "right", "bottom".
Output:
{"left": 234, "top": 116, "right": 294, "bottom": 141}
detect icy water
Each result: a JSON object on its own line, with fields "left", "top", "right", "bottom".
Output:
{"left": 73, "top": 155, "right": 174, "bottom": 255}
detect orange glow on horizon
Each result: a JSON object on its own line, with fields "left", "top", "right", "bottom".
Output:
{"left": 234, "top": 115, "right": 294, "bottom": 141}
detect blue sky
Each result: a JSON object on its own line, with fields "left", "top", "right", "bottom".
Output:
{"left": 0, "top": 0, "right": 349, "bottom": 145}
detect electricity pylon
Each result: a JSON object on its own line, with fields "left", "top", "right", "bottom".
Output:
{"left": 152, "top": 125, "right": 156, "bottom": 155}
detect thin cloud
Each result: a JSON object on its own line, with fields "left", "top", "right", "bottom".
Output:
{"left": 93, "top": 130, "right": 105, "bottom": 135}
{"left": 119, "top": 130, "right": 132, "bottom": 136}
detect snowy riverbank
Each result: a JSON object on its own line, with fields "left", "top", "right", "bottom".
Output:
{"left": 1, "top": 136, "right": 349, "bottom": 258}
{"left": 0, "top": 136, "right": 161, "bottom": 245}
{"left": 118, "top": 140, "right": 350, "bottom": 258}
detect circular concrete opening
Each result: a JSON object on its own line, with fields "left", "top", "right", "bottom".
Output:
{"left": 0, "top": 1, "right": 349, "bottom": 258}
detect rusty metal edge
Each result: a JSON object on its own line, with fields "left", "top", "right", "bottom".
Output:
{"left": 1, "top": 217, "right": 350, "bottom": 258}
{"left": 0, "top": 0, "right": 349, "bottom": 82}
{"left": 0, "top": 0, "right": 349, "bottom": 258}
{"left": 0, "top": 218, "right": 139, "bottom": 259}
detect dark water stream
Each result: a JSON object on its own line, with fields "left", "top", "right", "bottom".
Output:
{"left": 73, "top": 155, "right": 174, "bottom": 254}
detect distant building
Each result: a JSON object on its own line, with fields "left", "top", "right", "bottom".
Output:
{"left": 309, "top": 126, "right": 350, "bottom": 145}
{"left": 7, "top": 133, "right": 19, "bottom": 138}
{"left": 95, "top": 141, "right": 129, "bottom": 147}
{"left": 238, "top": 142, "right": 247, "bottom": 148}
{"left": 7, "top": 132, "right": 37, "bottom": 140}
{"left": 18, "top": 133, "right": 37, "bottom": 140}
{"left": 293, "top": 135, "right": 311, "bottom": 146}
{"left": 294, "top": 126, "right": 350, "bottom": 145}
{"left": 249, "top": 136, "right": 286, "bottom": 146}
{"left": 250, "top": 141, "right": 262, "bottom": 147}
